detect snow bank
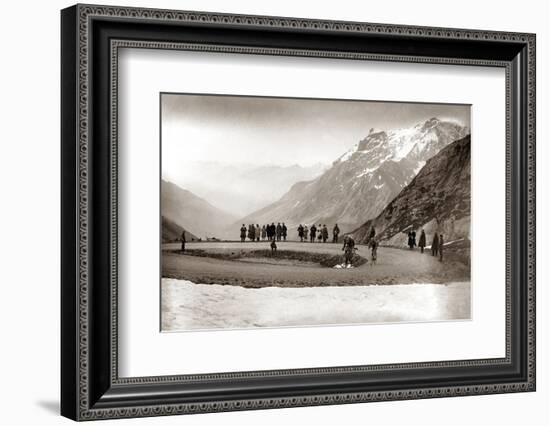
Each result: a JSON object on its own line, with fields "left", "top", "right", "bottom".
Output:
{"left": 162, "top": 279, "right": 471, "bottom": 332}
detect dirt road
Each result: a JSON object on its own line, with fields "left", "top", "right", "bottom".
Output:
{"left": 162, "top": 241, "right": 469, "bottom": 288}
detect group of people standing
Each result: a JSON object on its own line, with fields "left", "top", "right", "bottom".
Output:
{"left": 407, "top": 229, "right": 444, "bottom": 261}
{"left": 240, "top": 223, "right": 288, "bottom": 242}
{"left": 297, "top": 223, "right": 340, "bottom": 243}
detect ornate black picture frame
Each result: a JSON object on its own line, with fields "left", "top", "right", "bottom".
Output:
{"left": 61, "top": 4, "right": 536, "bottom": 421}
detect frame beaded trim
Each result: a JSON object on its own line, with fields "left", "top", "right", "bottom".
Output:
{"left": 73, "top": 4, "right": 535, "bottom": 420}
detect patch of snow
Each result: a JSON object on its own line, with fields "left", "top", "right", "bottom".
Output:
{"left": 413, "top": 161, "right": 426, "bottom": 175}
{"left": 161, "top": 279, "right": 471, "bottom": 331}
{"left": 338, "top": 143, "right": 358, "bottom": 162}
{"left": 356, "top": 166, "right": 378, "bottom": 178}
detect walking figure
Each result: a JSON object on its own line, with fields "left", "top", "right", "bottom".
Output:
{"left": 431, "top": 233, "right": 440, "bottom": 256}
{"left": 333, "top": 223, "right": 340, "bottom": 243}
{"left": 342, "top": 235, "right": 357, "bottom": 267}
{"left": 369, "top": 238, "right": 378, "bottom": 265}
{"left": 322, "top": 224, "right": 329, "bottom": 243}
{"left": 303, "top": 225, "right": 309, "bottom": 242}
{"left": 240, "top": 224, "right": 246, "bottom": 242}
{"left": 439, "top": 234, "right": 444, "bottom": 262}
{"left": 418, "top": 229, "right": 426, "bottom": 253}
{"left": 297, "top": 224, "right": 304, "bottom": 242}
{"left": 282, "top": 223, "right": 287, "bottom": 241}
{"left": 180, "top": 230, "right": 186, "bottom": 253}
{"left": 369, "top": 226, "right": 376, "bottom": 242}
{"left": 255, "top": 224, "right": 261, "bottom": 242}
{"left": 408, "top": 230, "right": 416, "bottom": 250}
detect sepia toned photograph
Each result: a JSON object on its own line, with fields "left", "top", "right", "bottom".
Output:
{"left": 160, "top": 93, "right": 472, "bottom": 332}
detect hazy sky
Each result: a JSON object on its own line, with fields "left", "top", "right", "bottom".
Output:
{"left": 161, "top": 93, "right": 470, "bottom": 172}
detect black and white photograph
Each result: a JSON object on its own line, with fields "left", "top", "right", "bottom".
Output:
{"left": 160, "top": 93, "right": 472, "bottom": 331}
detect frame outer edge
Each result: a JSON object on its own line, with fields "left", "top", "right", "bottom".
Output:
{"left": 66, "top": 4, "right": 536, "bottom": 420}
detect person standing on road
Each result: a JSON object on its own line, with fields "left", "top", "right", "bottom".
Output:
{"left": 255, "top": 224, "right": 261, "bottom": 242}
{"left": 318, "top": 224, "right": 323, "bottom": 242}
{"left": 282, "top": 223, "right": 287, "bottom": 241}
{"left": 240, "top": 224, "right": 246, "bottom": 242}
{"left": 369, "top": 226, "right": 376, "bottom": 242}
{"left": 439, "top": 234, "right": 444, "bottom": 261}
{"left": 297, "top": 224, "right": 304, "bottom": 242}
{"left": 431, "top": 233, "right": 440, "bottom": 256}
{"left": 332, "top": 223, "right": 340, "bottom": 243}
{"left": 180, "top": 230, "right": 186, "bottom": 252}
{"left": 276, "top": 223, "right": 282, "bottom": 241}
{"left": 407, "top": 230, "right": 415, "bottom": 250}
{"left": 261, "top": 225, "right": 267, "bottom": 240}
{"left": 310, "top": 224, "right": 317, "bottom": 243}
{"left": 303, "top": 225, "right": 309, "bottom": 242}
{"left": 322, "top": 224, "right": 329, "bottom": 243}
{"left": 369, "top": 238, "right": 378, "bottom": 265}
{"left": 418, "top": 229, "right": 427, "bottom": 253}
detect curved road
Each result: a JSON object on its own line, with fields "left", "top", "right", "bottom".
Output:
{"left": 162, "top": 241, "right": 469, "bottom": 288}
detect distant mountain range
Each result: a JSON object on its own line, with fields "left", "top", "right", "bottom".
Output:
{"left": 352, "top": 134, "right": 471, "bottom": 246}
{"left": 164, "top": 162, "right": 327, "bottom": 217}
{"left": 161, "top": 180, "right": 237, "bottom": 240}
{"left": 236, "top": 118, "right": 469, "bottom": 234}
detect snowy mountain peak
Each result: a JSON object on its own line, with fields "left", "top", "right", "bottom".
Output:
{"left": 237, "top": 117, "right": 469, "bottom": 235}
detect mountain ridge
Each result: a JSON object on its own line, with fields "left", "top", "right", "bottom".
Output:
{"left": 235, "top": 117, "right": 469, "bottom": 234}
{"left": 352, "top": 134, "right": 471, "bottom": 247}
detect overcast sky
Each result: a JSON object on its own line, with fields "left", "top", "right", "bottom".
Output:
{"left": 161, "top": 93, "right": 470, "bottom": 171}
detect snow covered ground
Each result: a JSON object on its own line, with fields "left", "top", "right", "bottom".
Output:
{"left": 161, "top": 279, "right": 471, "bottom": 332}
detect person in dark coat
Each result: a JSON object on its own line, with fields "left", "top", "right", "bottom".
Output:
{"left": 318, "top": 224, "right": 323, "bottom": 242}
{"left": 342, "top": 235, "right": 357, "bottom": 267}
{"left": 181, "top": 230, "right": 186, "bottom": 252}
{"left": 431, "top": 233, "right": 440, "bottom": 256}
{"left": 282, "top": 223, "right": 287, "bottom": 241}
{"left": 332, "top": 224, "right": 340, "bottom": 243}
{"left": 369, "top": 226, "right": 376, "bottom": 242}
{"left": 407, "top": 230, "right": 416, "bottom": 250}
{"left": 240, "top": 224, "right": 246, "bottom": 242}
{"left": 256, "top": 224, "right": 261, "bottom": 242}
{"left": 369, "top": 238, "right": 378, "bottom": 265}
{"left": 310, "top": 224, "right": 317, "bottom": 243}
{"left": 297, "top": 224, "right": 304, "bottom": 242}
{"left": 418, "top": 229, "right": 427, "bottom": 253}
{"left": 439, "top": 234, "right": 444, "bottom": 261}
{"left": 322, "top": 225, "right": 329, "bottom": 243}
{"left": 270, "top": 223, "right": 276, "bottom": 240}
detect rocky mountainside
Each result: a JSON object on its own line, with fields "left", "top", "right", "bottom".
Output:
{"left": 352, "top": 135, "right": 471, "bottom": 246}
{"left": 161, "top": 180, "right": 237, "bottom": 240}
{"left": 161, "top": 216, "right": 198, "bottom": 243}
{"left": 237, "top": 118, "right": 469, "bottom": 234}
